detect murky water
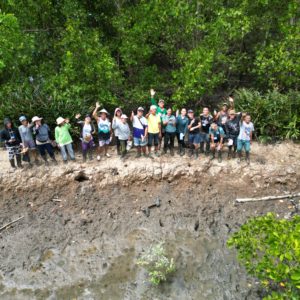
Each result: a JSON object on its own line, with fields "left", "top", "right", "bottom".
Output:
{"left": 0, "top": 228, "right": 257, "bottom": 300}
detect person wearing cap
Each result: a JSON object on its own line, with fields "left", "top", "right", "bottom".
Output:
{"left": 18, "top": 115, "right": 39, "bottom": 166}
{"left": 0, "top": 118, "right": 23, "bottom": 169}
{"left": 112, "top": 114, "right": 131, "bottom": 159}
{"left": 131, "top": 107, "right": 148, "bottom": 158}
{"left": 93, "top": 102, "right": 112, "bottom": 160}
{"left": 162, "top": 108, "right": 176, "bottom": 156}
{"left": 214, "top": 96, "right": 234, "bottom": 135}
{"left": 75, "top": 113, "right": 96, "bottom": 162}
{"left": 147, "top": 105, "right": 162, "bottom": 158}
{"left": 209, "top": 122, "right": 225, "bottom": 162}
{"left": 187, "top": 109, "right": 201, "bottom": 159}
{"left": 225, "top": 109, "right": 243, "bottom": 159}
{"left": 176, "top": 108, "right": 189, "bottom": 156}
{"left": 113, "top": 108, "right": 123, "bottom": 155}
{"left": 199, "top": 107, "right": 213, "bottom": 156}
{"left": 32, "top": 116, "right": 57, "bottom": 165}
{"left": 150, "top": 89, "right": 167, "bottom": 150}
{"left": 55, "top": 117, "right": 75, "bottom": 163}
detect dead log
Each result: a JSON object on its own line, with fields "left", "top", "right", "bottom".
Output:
{"left": 0, "top": 216, "right": 24, "bottom": 232}
{"left": 236, "top": 193, "right": 300, "bottom": 203}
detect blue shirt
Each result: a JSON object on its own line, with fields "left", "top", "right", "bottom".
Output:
{"left": 176, "top": 116, "right": 189, "bottom": 134}
{"left": 209, "top": 126, "right": 225, "bottom": 141}
{"left": 162, "top": 115, "right": 176, "bottom": 133}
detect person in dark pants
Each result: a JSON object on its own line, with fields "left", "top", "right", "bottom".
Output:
{"left": 176, "top": 108, "right": 189, "bottom": 156}
{"left": 225, "top": 110, "right": 243, "bottom": 159}
{"left": 162, "top": 108, "right": 176, "bottom": 156}
{"left": 187, "top": 110, "right": 201, "bottom": 159}
{"left": 209, "top": 122, "right": 225, "bottom": 162}
{"left": 200, "top": 107, "right": 213, "bottom": 156}
{"left": 0, "top": 118, "right": 23, "bottom": 169}
{"left": 32, "top": 116, "right": 57, "bottom": 165}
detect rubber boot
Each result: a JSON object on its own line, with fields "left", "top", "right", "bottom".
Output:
{"left": 237, "top": 151, "right": 242, "bottom": 163}
{"left": 200, "top": 143, "right": 204, "bottom": 154}
{"left": 246, "top": 152, "right": 250, "bottom": 165}
{"left": 16, "top": 155, "right": 23, "bottom": 168}
{"left": 188, "top": 148, "right": 194, "bottom": 158}
{"left": 9, "top": 159, "right": 16, "bottom": 169}
{"left": 210, "top": 150, "right": 215, "bottom": 160}
{"left": 41, "top": 155, "right": 49, "bottom": 166}
{"left": 170, "top": 148, "right": 175, "bottom": 156}
{"left": 218, "top": 151, "right": 222, "bottom": 163}
{"left": 228, "top": 147, "right": 232, "bottom": 159}
{"left": 194, "top": 148, "right": 199, "bottom": 159}
{"left": 83, "top": 152, "right": 87, "bottom": 162}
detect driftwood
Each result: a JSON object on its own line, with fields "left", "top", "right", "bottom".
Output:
{"left": 0, "top": 216, "right": 24, "bottom": 232}
{"left": 236, "top": 193, "right": 300, "bottom": 203}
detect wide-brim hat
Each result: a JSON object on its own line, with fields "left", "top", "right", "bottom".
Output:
{"left": 32, "top": 116, "right": 43, "bottom": 123}
{"left": 137, "top": 107, "right": 144, "bottom": 111}
{"left": 99, "top": 109, "right": 109, "bottom": 115}
{"left": 56, "top": 117, "right": 65, "bottom": 125}
{"left": 121, "top": 114, "right": 128, "bottom": 119}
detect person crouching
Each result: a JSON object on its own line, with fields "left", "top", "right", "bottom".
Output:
{"left": 209, "top": 122, "right": 225, "bottom": 162}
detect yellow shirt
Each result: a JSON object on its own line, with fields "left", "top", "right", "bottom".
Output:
{"left": 147, "top": 114, "right": 161, "bottom": 134}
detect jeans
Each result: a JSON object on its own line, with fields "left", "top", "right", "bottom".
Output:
{"left": 237, "top": 139, "right": 251, "bottom": 152}
{"left": 60, "top": 143, "right": 75, "bottom": 161}
{"left": 37, "top": 143, "right": 55, "bottom": 158}
{"left": 164, "top": 131, "right": 176, "bottom": 150}
{"left": 148, "top": 133, "right": 159, "bottom": 146}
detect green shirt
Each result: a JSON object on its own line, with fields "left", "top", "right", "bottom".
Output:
{"left": 55, "top": 123, "right": 73, "bottom": 146}
{"left": 151, "top": 97, "right": 167, "bottom": 117}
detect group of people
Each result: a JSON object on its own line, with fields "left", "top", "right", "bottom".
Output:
{"left": 0, "top": 89, "right": 254, "bottom": 170}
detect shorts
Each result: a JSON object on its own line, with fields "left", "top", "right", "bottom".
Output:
{"left": 199, "top": 132, "right": 209, "bottom": 143}
{"left": 237, "top": 139, "right": 251, "bottom": 152}
{"left": 99, "top": 139, "right": 110, "bottom": 147}
{"left": 23, "top": 140, "right": 36, "bottom": 149}
{"left": 148, "top": 133, "right": 159, "bottom": 146}
{"left": 134, "top": 137, "right": 147, "bottom": 147}
{"left": 188, "top": 133, "right": 200, "bottom": 145}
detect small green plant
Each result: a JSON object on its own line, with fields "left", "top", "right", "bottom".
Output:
{"left": 137, "top": 242, "right": 176, "bottom": 285}
{"left": 227, "top": 213, "right": 300, "bottom": 299}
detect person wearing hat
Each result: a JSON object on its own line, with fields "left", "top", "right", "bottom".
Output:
{"left": 147, "top": 105, "right": 162, "bottom": 158}
{"left": 93, "top": 102, "right": 112, "bottom": 161}
{"left": 209, "top": 122, "right": 225, "bottom": 162}
{"left": 0, "top": 118, "right": 23, "bottom": 169}
{"left": 113, "top": 108, "right": 123, "bottom": 155}
{"left": 75, "top": 113, "right": 96, "bottom": 162}
{"left": 18, "top": 115, "right": 39, "bottom": 165}
{"left": 176, "top": 108, "right": 189, "bottom": 156}
{"left": 112, "top": 114, "right": 131, "bottom": 159}
{"left": 187, "top": 109, "right": 201, "bottom": 159}
{"left": 32, "top": 116, "right": 57, "bottom": 165}
{"left": 131, "top": 107, "right": 148, "bottom": 158}
{"left": 55, "top": 117, "right": 75, "bottom": 163}
{"left": 150, "top": 89, "right": 167, "bottom": 150}
{"left": 225, "top": 110, "right": 243, "bottom": 159}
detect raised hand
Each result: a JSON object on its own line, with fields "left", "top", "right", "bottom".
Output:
{"left": 150, "top": 89, "right": 156, "bottom": 97}
{"left": 95, "top": 101, "right": 100, "bottom": 109}
{"left": 75, "top": 113, "right": 81, "bottom": 119}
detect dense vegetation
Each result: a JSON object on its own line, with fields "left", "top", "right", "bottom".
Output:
{"left": 228, "top": 213, "right": 300, "bottom": 300}
{"left": 0, "top": 0, "right": 299, "bottom": 138}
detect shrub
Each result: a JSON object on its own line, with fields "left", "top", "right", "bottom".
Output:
{"left": 227, "top": 213, "right": 300, "bottom": 299}
{"left": 137, "top": 243, "right": 176, "bottom": 285}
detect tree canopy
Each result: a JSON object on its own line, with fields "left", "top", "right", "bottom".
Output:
{"left": 0, "top": 0, "right": 299, "bottom": 126}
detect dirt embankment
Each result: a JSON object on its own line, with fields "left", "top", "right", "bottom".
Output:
{"left": 0, "top": 142, "right": 299, "bottom": 300}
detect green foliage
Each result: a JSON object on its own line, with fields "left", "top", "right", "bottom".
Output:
{"left": 235, "top": 89, "right": 300, "bottom": 141}
{"left": 228, "top": 213, "right": 300, "bottom": 299}
{"left": 137, "top": 243, "right": 176, "bottom": 286}
{"left": 0, "top": 0, "right": 299, "bottom": 136}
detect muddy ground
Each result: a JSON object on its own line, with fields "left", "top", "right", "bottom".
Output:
{"left": 0, "top": 142, "right": 299, "bottom": 300}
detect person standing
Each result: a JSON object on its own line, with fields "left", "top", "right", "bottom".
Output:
{"left": 92, "top": 102, "right": 112, "bottom": 161}
{"left": 176, "top": 108, "right": 189, "bottom": 156}
{"left": 131, "top": 107, "right": 148, "bottom": 158}
{"left": 150, "top": 89, "right": 167, "bottom": 150}
{"left": 113, "top": 108, "right": 123, "bottom": 155}
{"left": 162, "top": 108, "right": 176, "bottom": 156}
{"left": 237, "top": 114, "right": 254, "bottom": 164}
{"left": 225, "top": 110, "right": 243, "bottom": 159}
{"left": 112, "top": 114, "right": 131, "bottom": 159}
{"left": 187, "top": 110, "right": 201, "bottom": 159}
{"left": 55, "top": 117, "right": 75, "bottom": 164}
{"left": 209, "top": 122, "right": 225, "bottom": 162}
{"left": 199, "top": 107, "right": 213, "bottom": 156}
{"left": 147, "top": 105, "right": 162, "bottom": 158}
{"left": 75, "top": 113, "right": 96, "bottom": 162}
{"left": 0, "top": 118, "right": 23, "bottom": 169}
{"left": 32, "top": 116, "right": 57, "bottom": 165}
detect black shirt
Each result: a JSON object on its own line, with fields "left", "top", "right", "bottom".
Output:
{"left": 200, "top": 114, "right": 213, "bottom": 133}
{"left": 188, "top": 117, "right": 200, "bottom": 134}
{"left": 225, "top": 113, "right": 242, "bottom": 137}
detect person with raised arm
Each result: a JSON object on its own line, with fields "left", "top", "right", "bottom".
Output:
{"left": 147, "top": 105, "right": 162, "bottom": 158}
{"left": 93, "top": 102, "right": 112, "bottom": 161}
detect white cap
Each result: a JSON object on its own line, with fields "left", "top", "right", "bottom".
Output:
{"left": 150, "top": 105, "right": 157, "bottom": 111}
{"left": 56, "top": 117, "right": 65, "bottom": 125}
{"left": 32, "top": 116, "right": 43, "bottom": 123}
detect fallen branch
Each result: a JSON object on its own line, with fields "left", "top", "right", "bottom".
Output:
{"left": 236, "top": 193, "right": 300, "bottom": 203}
{"left": 0, "top": 216, "right": 24, "bottom": 232}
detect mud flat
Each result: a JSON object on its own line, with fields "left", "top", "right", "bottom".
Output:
{"left": 0, "top": 142, "right": 299, "bottom": 299}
